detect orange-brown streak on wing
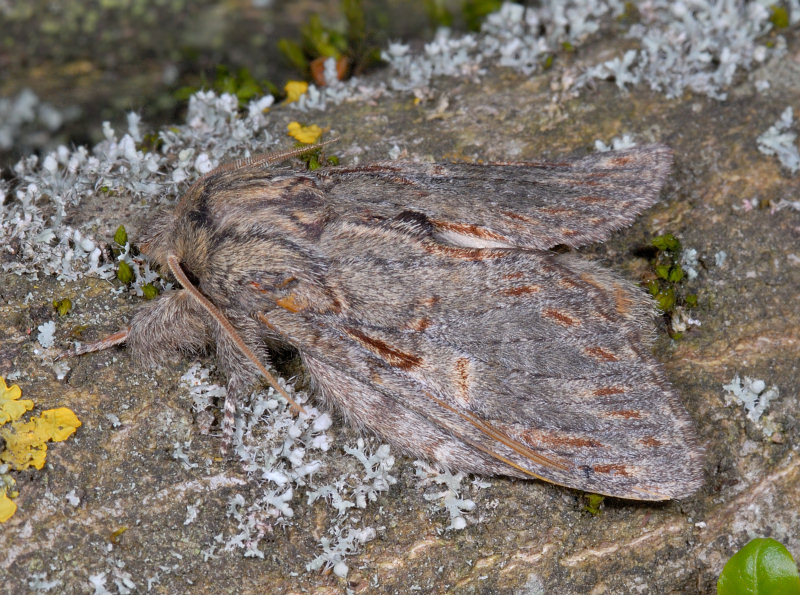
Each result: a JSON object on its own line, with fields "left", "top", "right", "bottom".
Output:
{"left": 422, "top": 243, "right": 510, "bottom": 261}
{"left": 430, "top": 219, "right": 512, "bottom": 243}
{"left": 343, "top": 327, "right": 423, "bottom": 370}
{"left": 498, "top": 284, "right": 541, "bottom": 297}
{"left": 422, "top": 391, "right": 571, "bottom": 475}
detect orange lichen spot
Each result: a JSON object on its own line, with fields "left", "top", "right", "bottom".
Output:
{"left": 640, "top": 436, "right": 663, "bottom": 447}
{"left": 585, "top": 346, "right": 618, "bottom": 361}
{"left": 499, "top": 285, "right": 541, "bottom": 297}
{"left": 593, "top": 463, "right": 629, "bottom": 476}
{"left": 543, "top": 309, "right": 579, "bottom": 326}
{"left": 310, "top": 55, "right": 348, "bottom": 86}
{"left": 501, "top": 272, "right": 524, "bottom": 280}
{"left": 593, "top": 386, "right": 625, "bottom": 396}
{"left": 345, "top": 328, "right": 422, "bottom": 370}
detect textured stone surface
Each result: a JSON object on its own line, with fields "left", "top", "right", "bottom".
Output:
{"left": 2, "top": 22, "right": 800, "bottom": 595}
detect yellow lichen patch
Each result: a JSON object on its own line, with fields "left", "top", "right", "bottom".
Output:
{"left": 0, "top": 377, "right": 33, "bottom": 424}
{"left": 287, "top": 121, "right": 323, "bottom": 144}
{"left": 0, "top": 407, "right": 81, "bottom": 470}
{"left": 0, "top": 491, "right": 16, "bottom": 523}
{"left": 284, "top": 80, "right": 309, "bottom": 103}
{"left": 0, "top": 377, "right": 81, "bottom": 522}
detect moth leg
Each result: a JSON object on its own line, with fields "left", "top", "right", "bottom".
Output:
{"left": 125, "top": 290, "right": 212, "bottom": 368}
{"left": 59, "top": 289, "right": 211, "bottom": 362}
{"left": 57, "top": 327, "right": 129, "bottom": 360}
{"left": 210, "top": 317, "right": 274, "bottom": 453}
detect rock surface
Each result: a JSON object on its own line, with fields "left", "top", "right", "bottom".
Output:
{"left": 2, "top": 11, "right": 800, "bottom": 595}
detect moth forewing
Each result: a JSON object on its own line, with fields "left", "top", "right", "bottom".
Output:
{"left": 80, "top": 144, "right": 703, "bottom": 501}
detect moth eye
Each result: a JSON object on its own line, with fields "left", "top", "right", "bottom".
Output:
{"left": 178, "top": 263, "right": 200, "bottom": 287}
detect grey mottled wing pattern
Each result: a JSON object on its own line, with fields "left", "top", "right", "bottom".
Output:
{"left": 251, "top": 214, "right": 702, "bottom": 500}
{"left": 316, "top": 145, "right": 673, "bottom": 250}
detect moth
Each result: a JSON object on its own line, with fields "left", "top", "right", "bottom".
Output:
{"left": 72, "top": 143, "right": 704, "bottom": 501}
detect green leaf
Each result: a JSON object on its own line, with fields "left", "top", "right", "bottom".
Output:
{"left": 113, "top": 225, "right": 128, "bottom": 246}
{"left": 424, "top": 0, "right": 453, "bottom": 27}
{"left": 278, "top": 39, "right": 309, "bottom": 72}
{"left": 685, "top": 293, "right": 698, "bottom": 308}
{"left": 117, "top": 261, "right": 134, "bottom": 284}
{"left": 343, "top": 0, "right": 366, "bottom": 47}
{"left": 652, "top": 233, "right": 681, "bottom": 253}
{"left": 718, "top": 538, "right": 800, "bottom": 595}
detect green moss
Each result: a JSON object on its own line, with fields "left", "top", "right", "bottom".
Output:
{"left": 113, "top": 225, "right": 128, "bottom": 247}
{"left": 141, "top": 284, "right": 159, "bottom": 300}
{"left": 462, "top": 0, "right": 503, "bottom": 31}
{"left": 769, "top": 5, "right": 790, "bottom": 29}
{"left": 645, "top": 233, "right": 700, "bottom": 335}
{"left": 583, "top": 493, "right": 605, "bottom": 515}
{"left": 52, "top": 298, "right": 73, "bottom": 317}
{"left": 277, "top": 0, "right": 382, "bottom": 82}
{"left": 117, "top": 261, "right": 134, "bottom": 284}
{"left": 651, "top": 233, "right": 681, "bottom": 252}
{"left": 175, "top": 66, "right": 277, "bottom": 107}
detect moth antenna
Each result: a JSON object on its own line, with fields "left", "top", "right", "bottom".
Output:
{"left": 56, "top": 327, "right": 130, "bottom": 360}
{"left": 182, "top": 139, "right": 340, "bottom": 198}
{"left": 166, "top": 254, "right": 306, "bottom": 416}
{"left": 230, "top": 138, "right": 340, "bottom": 169}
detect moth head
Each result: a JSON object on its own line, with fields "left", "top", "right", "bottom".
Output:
{"left": 139, "top": 205, "right": 212, "bottom": 285}
{"left": 138, "top": 206, "right": 178, "bottom": 270}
